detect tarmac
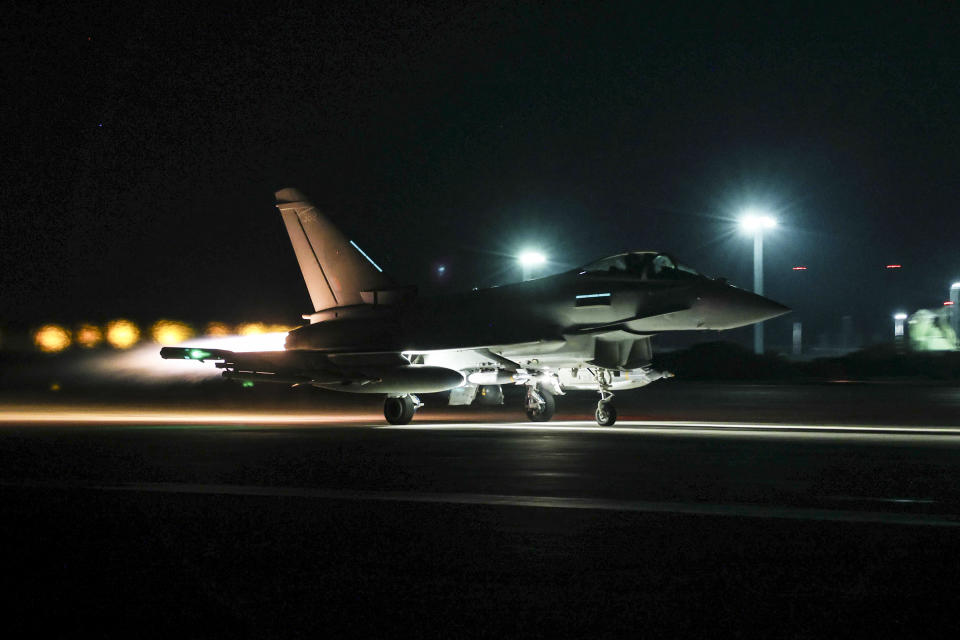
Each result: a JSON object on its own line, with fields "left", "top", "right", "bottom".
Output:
{"left": 2, "top": 383, "right": 960, "bottom": 637}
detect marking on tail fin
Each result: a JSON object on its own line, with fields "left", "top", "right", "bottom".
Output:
{"left": 350, "top": 240, "right": 384, "bottom": 273}
{"left": 296, "top": 214, "right": 339, "bottom": 305}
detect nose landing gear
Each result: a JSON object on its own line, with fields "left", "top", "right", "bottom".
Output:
{"left": 384, "top": 394, "right": 422, "bottom": 425}
{"left": 591, "top": 369, "right": 618, "bottom": 426}
{"left": 595, "top": 389, "right": 617, "bottom": 426}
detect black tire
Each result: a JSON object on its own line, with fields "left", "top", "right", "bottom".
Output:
{"left": 525, "top": 388, "right": 556, "bottom": 422}
{"left": 595, "top": 403, "right": 617, "bottom": 426}
{"left": 384, "top": 396, "right": 416, "bottom": 425}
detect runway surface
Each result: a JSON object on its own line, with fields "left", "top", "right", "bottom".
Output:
{"left": 3, "top": 384, "right": 960, "bottom": 637}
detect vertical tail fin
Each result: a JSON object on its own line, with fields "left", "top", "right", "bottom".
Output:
{"left": 275, "top": 188, "right": 394, "bottom": 311}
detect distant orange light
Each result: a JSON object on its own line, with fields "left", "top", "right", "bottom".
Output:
{"left": 237, "top": 322, "right": 268, "bottom": 336}
{"left": 75, "top": 324, "right": 103, "bottom": 348}
{"left": 151, "top": 319, "right": 195, "bottom": 345}
{"left": 34, "top": 325, "right": 71, "bottom": 353}
{"left": 792, "top": 266, "right": 807, "bottom": 271}
{"left": 886, "top": 264, "right": 902, "bottom": 269}
{"left": 205, "top": 321, "right": 232, "bottom": 336}
{"left": 106, "top": 319, "right": 140, "bottom": 349}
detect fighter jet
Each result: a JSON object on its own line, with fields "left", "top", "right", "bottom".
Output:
{"left": 162, "top": 188, "right": 789, "bottom": 425}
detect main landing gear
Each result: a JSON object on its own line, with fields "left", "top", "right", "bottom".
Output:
{"left": 520, "top": 371, "right": 619, "bottom": 426}
{"left": 384, "top": 394, "right": 422, "bottom": 425}
{"left": 525, "top": 385, "right": 556, "bottom": 422}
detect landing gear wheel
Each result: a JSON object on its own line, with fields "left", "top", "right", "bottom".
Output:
{"left": 595, "top": 403, "right": 617, "bottom": 426}
{"left": 525, "top": 388, "right": 556, "bottom": 422}
{"left": 384, "top": 395, "right": 416, "bottom": 425}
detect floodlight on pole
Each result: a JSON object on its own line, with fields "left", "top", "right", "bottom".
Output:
{"left": 739, "top": 211, "right": 777, "bottom": 233}
{"left": 738, "top": 209, "right": 777, "bottom": 354}
{"left": 518, "top": 250, "right": 546, "bottom": 281}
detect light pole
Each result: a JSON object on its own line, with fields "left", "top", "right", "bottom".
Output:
{"left": 518, "top": 250, "right": 546, "bottom": 281}
{"left": 951, "top": 283, "right": 960, "bottom": 348}
{"left": 739, "top": 211, "right": 777, "bottom": 354}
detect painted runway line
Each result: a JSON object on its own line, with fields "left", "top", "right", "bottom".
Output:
{"left": 108, "top": 483, "right": 960, "bottom": 528}
{"left": 6, "top": 481, "right": 956, "bottom": 528}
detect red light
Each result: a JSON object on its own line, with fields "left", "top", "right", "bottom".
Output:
{"left": 945, "top": 301, "right": 955, "bottom": 306}
{"left": 886, "top": 264, "right": 902, "bottom": 269}
{"left": 792, "top": 266, "right": 807, "bottom": 271}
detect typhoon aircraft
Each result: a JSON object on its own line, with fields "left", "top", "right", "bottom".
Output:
{"left": 162, "top": 188, "right": 789, "bottom": 425}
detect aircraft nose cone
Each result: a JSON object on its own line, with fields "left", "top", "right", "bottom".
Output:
{"left": 696, "top": 283, "right": 791, "bottom": 330}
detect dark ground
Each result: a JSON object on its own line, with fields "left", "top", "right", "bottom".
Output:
{"left": 2, "top": 383, "right": 960, "bottom": 638}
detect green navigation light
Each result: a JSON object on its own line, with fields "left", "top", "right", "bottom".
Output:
{"left": 187, "top": 349, "right": 211, "bottom": 360}
{"left": 242, "top": 381, "right": 255, "bottom": 388}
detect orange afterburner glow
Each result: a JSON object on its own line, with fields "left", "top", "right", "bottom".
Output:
{"left": 237, "top": 322, "right": 295, "bottom": 335}
{"left": 106, "top": 319, "right": 140, "bottom": 349}
{"left": 34, "top": 324, "right": 71, "bottom": 352}
{"left": 75, "top": 324, "right": 104, "bottom": 348}
{"left": 150, "top": 319, "right": 195, "bottom": 345}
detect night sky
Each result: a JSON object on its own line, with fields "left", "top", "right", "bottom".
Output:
{"left": 2, "top": 3, "right": 958, "bottom": 349}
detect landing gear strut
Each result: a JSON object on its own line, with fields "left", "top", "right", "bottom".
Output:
{"left": 525, "top": 385, "right": 555, "bottom": 422}
{"left": 384, "top": 394, "right": 421, "bottom": 425}
{"left": 592, "top": 369, "right": 618, "bottom": 426}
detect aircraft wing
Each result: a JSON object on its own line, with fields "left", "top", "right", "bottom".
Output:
{"left": 159, "top": 347, "right": 462, "bottom": 392}
{"left": 159, "top": 347, "right": 397, "bottom": 386}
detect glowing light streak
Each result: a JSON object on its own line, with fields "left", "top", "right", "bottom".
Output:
{"left": 886, "top": 264, "right": 902, "bottom": 269}
{"left": 378, "top": 420, "right": 960, "bottom": 437}
{"left": 0, "top": 408, "right": 381, "bottom": 424}
{"left": 349, "top": 240, "right": 383, "bottom": 272}
{"left": 792, "top": 266, "right": 807, "bottom": 271}
{"left": 3, "top": 409, "right": 959, "bottom": 439}
{"left": 575, "top": 293, "right": 612, "bottom": 299}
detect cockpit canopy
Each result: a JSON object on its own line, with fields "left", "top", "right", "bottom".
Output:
{"left": 580, "top": 251, "right": 702, "bottom": 280}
